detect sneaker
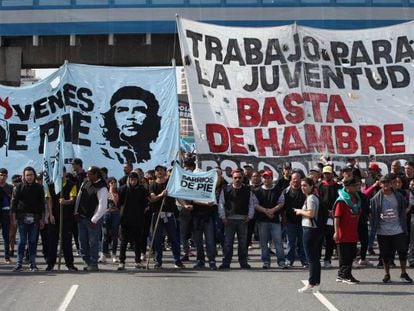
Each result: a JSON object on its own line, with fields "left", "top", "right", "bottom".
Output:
{"left": 262, "top": 264, "right": 270, "bottom": 269}
{"left": 209, "top": 262, "right": 217, "bottom": 270}
{"left": 87, "top": 265, "right": 99, "bottom": 272}
{"left": 383, "top": 274, "right": 391, "bottom": 283}
{"left": 218, "top": 264, "right": 230, "bottom": 270}
{"left": 323, "top": 261, "right": 332, "bottom": 269}
{"left": 357, "top": 259, "right": 373, "bottom": 267}
{"left": 342, "top": 276, "right": 359, "bottom": 284}
{"left": 174, "top": 262, "right": 185, "bottom": 269}
{"left": 180, "top": 255, "right": 189, "bottom": 262}
{"left": 279, "top": 263, "right": 288, "bottom": 269}
{"left": 67, "top": 266, "right": 78, "bottom": 272}
{"left": 336, "top": 276, "right": 345, "bottom": 283}
{"left": 30, "top": 266, "right": 39, "bottom": 272}
{"left": 135, "top": 262, "right": 143, "bottom": 269}
{"left": 4, "top": 258, "right": 11, "bottom": 264}
{"left": 240, "top": 263, "right": 251, "bottom": 269}
{"left": 400, "top": 273, "right": 413, "bottom": 283}
{"left": 45, "top": 265, "right": 54, "bottom": 272}
{"left": 298, "top": 284, "right": 314, "bottom": 293}
{"left": 112, "top": 256, "right": 119, "bottom": 264}
{"left": 193, "top": 262, "right": 205, "bottom": 269}
{"left": 117, "top": 263, "right": 125, "bottom": 271}
{"left": 98, "top": 254, "right": 106, "bottom": 263}
{"left": 13, "top": 265, "right": 23, "bottom": 272}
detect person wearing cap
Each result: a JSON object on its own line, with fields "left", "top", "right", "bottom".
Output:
{"left": 276, "top": 162, "right": 292, "bottom": 191}
{"left": 74, "top": 166, "right": 108, "bottom": 271}
{"left": 318, "top": 165, "right": 342, "bottom": 269}
{"left": 333, "top": 177, "right": 361, "bottom": 284}
{"left": 149, "top": 165, "right": 184, "bottom": 269}
{"left": 218, "top": 169, "right": 258, "bottom": 269}
{"left": 340, "top": 165, "right": 354, "bottom": 182}
{"left": 117, "top": 171, "right": 150, "bottom": 270}
{"left": 308, "top": 166, "right": 322, "bottom": 184}
{"left": 255, "top": 170, "right": 287, "bottom": 269}
{"left": 370, "top": 174, "right": 412, "bottom": 283}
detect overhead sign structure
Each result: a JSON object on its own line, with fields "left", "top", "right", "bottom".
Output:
{"left": 0, "top": 63, "right": 179, "bottom": 178}
{"left": 177, "top": 18, "right": 414, "bottom": 172}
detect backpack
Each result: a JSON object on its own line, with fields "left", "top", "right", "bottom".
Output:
{"left": 309, "top": 194, "right": 329, "bottom": 229}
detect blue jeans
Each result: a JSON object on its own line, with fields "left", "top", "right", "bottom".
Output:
{"left": 102, "top": 211, "right": 120, "bottom": 256}
{"left": 78, "top": 217, "right": 103, "bottom": 267}
{"left": 17, "top": 222, "right": 38, "bottom": 267}
{"left": 193, "top": 215, "right": 216, "bottom": 264}
{"left": 1, "top": 211, "right": 11, "bottom": 259}
{"left": 286, "top": 223, "right": 307, "bottom": 266}
{"left": 257, "top": 221, "right": 286, "bottom": 266}
{"left": 222, "top": 219, "right": 248, "bottom": 266}
{"left": 303, "top": 227, "right": 323, "bottom": 286}
{"left": 153, "top": 214, "right": 181, "bottom": 265}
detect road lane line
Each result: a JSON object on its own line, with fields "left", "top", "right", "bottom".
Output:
{"left": 301, "top": 280, "right": 340, "bottom": 311}
{"left": 57, "top": 285, "right": 79, "bottom": 311}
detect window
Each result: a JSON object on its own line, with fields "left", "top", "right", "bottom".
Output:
{"left": 39, "top": 0, "right": 71, "bottom": 5}
{"left": 2, "top": 0, "right": 33, "bottom": 6}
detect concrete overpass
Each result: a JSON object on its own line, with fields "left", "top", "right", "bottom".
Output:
{"left": 1, "top": 0, "right": 414, "bottom": 85}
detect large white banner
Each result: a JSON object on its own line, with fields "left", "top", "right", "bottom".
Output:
{"left": 0, "top": 63, "right": 179, "bottom": 178}
{"left": 178, "top": 18, "right": 414, "bottom": 175}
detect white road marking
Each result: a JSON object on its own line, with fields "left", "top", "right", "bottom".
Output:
{"left": 57, "top": 285, "right": 79, "bottom": 311}
{"left": 301, "top": 280, "right": 340, "bottom": 311}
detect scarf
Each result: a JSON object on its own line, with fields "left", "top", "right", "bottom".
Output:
{"left": 335, "top": 188, "right": 361, "bottom": 215}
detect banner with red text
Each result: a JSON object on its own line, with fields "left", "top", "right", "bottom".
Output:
{"left": 178, "top": 18, "right": 414, "bottom": 176}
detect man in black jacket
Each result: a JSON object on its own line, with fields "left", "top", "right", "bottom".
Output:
{"left": 117, "top": 172, "right": 149, "bottom": 270}
{"left": 11, "top": 166, "right": 45, "bottom": 272}
{"left": 75, "top": 166, "right": 108, "bottom": 271}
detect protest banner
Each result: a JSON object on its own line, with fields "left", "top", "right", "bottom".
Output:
{"left": 166, "top": 163, "right": 217, "bottom": 203}
{"left": 0, "top": 63, "right": 179, "bottom": 178}
{"left": 177, "top": 18, "right": 414, "bottom": 177}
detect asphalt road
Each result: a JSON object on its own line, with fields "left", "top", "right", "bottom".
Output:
{"left": 0, "top": 242, "right": 413, "bottom": 311}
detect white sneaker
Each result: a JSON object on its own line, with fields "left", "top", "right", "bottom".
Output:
{"left": 140, "top": 254, "right": 145, "bottom": 261}
{"left": 99, "top": 254, "right": 107, "bottom": 263}
{"left": 298, "top": 284, "right": 313, "bottom": 293}
{"left": 112, "top": 256, "right": 119, "bottom": 263}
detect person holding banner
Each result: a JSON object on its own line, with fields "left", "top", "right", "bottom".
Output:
{"left": 74, "top": 166, "right": 108, "bottom": 272}
{"left": 149, "top": 165, "right": 184, "bottom": 269}
{"left": 11, "top": 167, "right": 45, "bottom": 272}
{"left": 45, "top": 168, "right": 78, "bottom": 272}
{"left": 218, "top": 169, "right": 257, "bottom": 269}
{"left": 117, "top": 171, "right": 149, "bottom": 270}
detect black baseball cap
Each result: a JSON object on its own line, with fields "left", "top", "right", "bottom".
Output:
{"left": 155, "top": 165, "right": 167, "bottom": 171}
{"left": 72, "top": 158, "right": 83, "bottom": 166}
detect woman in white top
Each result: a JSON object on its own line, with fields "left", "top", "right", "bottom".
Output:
{"left": 294, "top": 177, "right": 323, "bottom": 293}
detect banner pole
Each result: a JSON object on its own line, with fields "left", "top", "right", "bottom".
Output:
{"left": 57, "top": 192, "right": 64, "bottom": 270}
{"left": 146, "top": 197, "right": 166, "bottom": 270}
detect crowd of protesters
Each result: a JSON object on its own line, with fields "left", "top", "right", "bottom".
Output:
{"left": 0, "top": 155, "right": 413, "bottom": 292}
